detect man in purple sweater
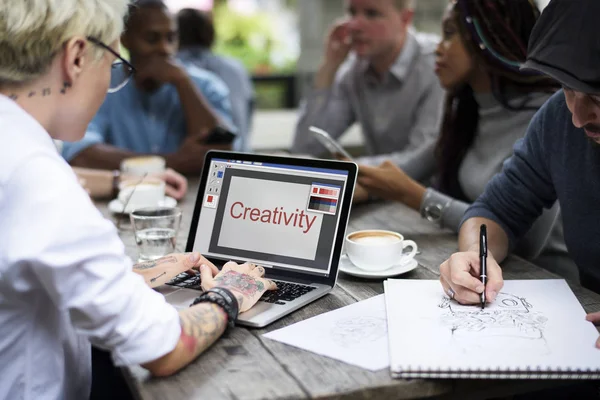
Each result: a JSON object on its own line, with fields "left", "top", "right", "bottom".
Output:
{"left": 439, "top": 0, "right": 600, "bottom": 347}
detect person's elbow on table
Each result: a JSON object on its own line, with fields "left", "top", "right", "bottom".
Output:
{"left": 438, "top": 217, "right": 507, "bottom": 306}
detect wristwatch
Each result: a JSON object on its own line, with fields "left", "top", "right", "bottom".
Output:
{"left": 423, "top": 203, "right": 444, "bottom": 223}
{"left": 191, "top": 287, "right": 239, "bottom": 330}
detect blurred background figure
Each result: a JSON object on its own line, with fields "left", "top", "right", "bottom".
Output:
{"left": 73, "top": 167, "right": 187, "bottom": 200}
{"left": 357, "top": 0, "right": 576, "bottom": 281}
{"left": 62, "top": 0, "right": 236, "bottom": 175}
{"left": 177, "top": 8, "right": 255, "bottom": 153}
{"left": 162, "top": 0, "right": 551, "bottom": 154}
{"left": 292, "top": 0, "right": 444, "bottom": 165}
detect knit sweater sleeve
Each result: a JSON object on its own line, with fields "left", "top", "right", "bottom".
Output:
{"left": 461, "top": 95, "right": 559, "bottom": 250}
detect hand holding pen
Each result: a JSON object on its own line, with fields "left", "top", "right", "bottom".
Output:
{"left": 439, "top": 222, "right": 504, "bottom": 306}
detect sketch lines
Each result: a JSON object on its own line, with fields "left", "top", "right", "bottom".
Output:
{"left": 438, "top": 292, "right": 550, "bottom": 355}
{"left": 330, "top": 316, "right": 387, "bottom": 348}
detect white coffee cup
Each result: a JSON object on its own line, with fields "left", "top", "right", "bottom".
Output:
{"left": 345, "top": 230, "right": 418, "bottom": 272}
{"left": 120, "top": 156, "right": 166, "bottom": 176}
{"left": 118, "top": 178, "right": 165, "bottom": 212}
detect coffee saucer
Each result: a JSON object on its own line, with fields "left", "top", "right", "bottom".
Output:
{"left": 108, "top": 196, "right": 177, "bottom": 214}
{"left": 338, "top": 254, "right": 419, "bottom": 279}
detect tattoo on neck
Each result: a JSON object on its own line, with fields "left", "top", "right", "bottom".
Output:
{"left": 7, "top": 84, "right": 65, "bottom": 101}
{"left": 60, "top": 81, "right": 72, "bottom": 94}
{"left": 133, "top": 255, "right": 178, "bottom": 270}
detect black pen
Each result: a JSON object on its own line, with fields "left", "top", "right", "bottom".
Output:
{"left": 479, "top": 224, "right": 487, "bottom": 309}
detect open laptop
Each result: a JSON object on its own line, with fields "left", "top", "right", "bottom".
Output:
{"left": 162, "top": 151, "right": 357, "bottom": 328}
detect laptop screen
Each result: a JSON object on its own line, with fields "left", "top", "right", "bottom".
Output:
{"left": 191, "top": 157, "right": 350, "bottom": 278}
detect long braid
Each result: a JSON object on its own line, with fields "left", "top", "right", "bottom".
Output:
{"left": 435, "top": 0, "right": 559, "bottom": 199}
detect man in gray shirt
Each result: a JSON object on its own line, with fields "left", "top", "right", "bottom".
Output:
{"left": 292, "top": 0, "right": 444, "bottom": 165}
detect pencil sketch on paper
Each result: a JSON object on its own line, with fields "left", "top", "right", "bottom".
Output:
{"left": 438, "top": 292, "right": 550, "bottom": 355}
{"left": 330, "top": 316, "right": 387, "bottom": 348}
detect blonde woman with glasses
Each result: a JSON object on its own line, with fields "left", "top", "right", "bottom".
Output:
{"left": 0, "top": 2, "right": 275, "bottom": 399}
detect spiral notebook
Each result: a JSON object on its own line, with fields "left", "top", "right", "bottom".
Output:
{"left": 384, "top": 279, "right": 600, "bottom": 379}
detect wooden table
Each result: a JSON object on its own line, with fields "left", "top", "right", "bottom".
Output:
{"left": 97, "top": 180, "right": 600, "bottom": 400}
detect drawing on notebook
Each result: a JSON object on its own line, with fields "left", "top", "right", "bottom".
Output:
{"left": 330, "top": 316, "right": 387, "bottom": 348}
{"left": 438, "top": 292, "right": 550, "bottom": 355}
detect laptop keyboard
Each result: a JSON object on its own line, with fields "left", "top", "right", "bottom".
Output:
{"left": 260, "top": 281, "right": 317, "bottom": 304}
{"left": 166, "top": 273, "right": 317, "bottom": 305}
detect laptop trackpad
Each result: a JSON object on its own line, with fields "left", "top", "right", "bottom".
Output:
{"left": 165, "top": 289, "right": 200, "bottom": 309}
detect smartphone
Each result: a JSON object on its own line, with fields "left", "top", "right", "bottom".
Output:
{"left": 204, "top": 126, "right": 237, "bottom": 145}
{"left": 309, "top": 126, "right": 354, "bottom": 160}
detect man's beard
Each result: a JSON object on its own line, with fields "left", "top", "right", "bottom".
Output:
{"left": 583, "top": 124, "right": 600, "bottom": 148}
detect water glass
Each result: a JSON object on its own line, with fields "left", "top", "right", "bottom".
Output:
{"left": 130, "top": 207, "right": 182, "bottom": 261}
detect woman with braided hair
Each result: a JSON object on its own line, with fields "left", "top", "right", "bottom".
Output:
{"left": 357, "top": 0, "right": 577, "bottom": 279}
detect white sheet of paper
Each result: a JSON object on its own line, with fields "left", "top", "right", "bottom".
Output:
{"left": 385, "top": 279, "right": 600, "bottom": 375}
{"left": 263, "top": 295, "right": 389, "bottom": 371}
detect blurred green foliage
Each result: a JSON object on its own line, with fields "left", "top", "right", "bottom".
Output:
{"left": 211, "top": 2, "right": 297, "bottom": 75}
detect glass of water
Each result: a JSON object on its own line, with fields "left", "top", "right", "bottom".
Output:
{"left": 130, "top": 207, "right": 182, "bottom": 261}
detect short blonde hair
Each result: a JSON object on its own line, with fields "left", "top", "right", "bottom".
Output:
{"left": 0, "top": 0, "right": 130, "bottom": 86}
{"left": 394, "top": 0, "right": 415, "bottom": 9}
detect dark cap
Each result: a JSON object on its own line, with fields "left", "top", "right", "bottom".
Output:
{"left": 521, "top": 0, "right": 600, "bottom": 94}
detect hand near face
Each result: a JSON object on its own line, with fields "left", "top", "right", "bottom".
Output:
{"left": 324, "top": 20, "right": 352, "bottom": 69}
{"left": 200, "top": 261, "right": 277, "bottom": 312}
{"left": 135, "top": 56, "right": 186, "bottom": 86}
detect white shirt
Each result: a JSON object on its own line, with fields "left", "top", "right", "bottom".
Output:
{"left": 0, "top": 96, "right": 181, "bottom": 400}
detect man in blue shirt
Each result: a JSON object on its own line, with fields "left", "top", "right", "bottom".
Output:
{"left": 438, "top": 0, "right": 600, "bottom": 347}
{"left": 63, "top": 0, "right": 235, "bottom": 175}
{"left": 177, "top": 8, "right": 254, "bottom": 153}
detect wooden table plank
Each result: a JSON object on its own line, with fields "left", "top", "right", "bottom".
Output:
{"left": 254, "top": 286, "right": 452, "bottom": 400}
{"left": 96, "top": 179, "right": 600, "bottom": 400}
{"left": 126, "top": 326, "right": 307, "bottom": 400}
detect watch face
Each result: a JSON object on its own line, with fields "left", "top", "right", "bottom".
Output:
{"left": 425, "top": 204, "right": 443, "bottom": 221}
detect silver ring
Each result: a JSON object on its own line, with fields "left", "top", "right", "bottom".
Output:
{"left": 447, "top": 287, "right": 455, "bottom": 299}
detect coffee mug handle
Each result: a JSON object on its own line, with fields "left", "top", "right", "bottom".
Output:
{"left": 401, "top": 240, "right": 418, "bottom": 260}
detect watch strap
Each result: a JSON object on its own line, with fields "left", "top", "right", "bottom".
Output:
{"left": 420, "top": 188, "right": 453, "bottom": 226}
{"left": 191, "top": 287, "right": 239, "bottom": 330}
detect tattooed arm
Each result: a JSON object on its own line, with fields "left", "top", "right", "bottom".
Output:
{"left": 142, "top": 303, "right": 227, "bottom": 376}
{"left": 132, "top": 253, "right": 218, "bottom": 287}
{"left": 141, "top": 261, "right": 277, "bottom": 376}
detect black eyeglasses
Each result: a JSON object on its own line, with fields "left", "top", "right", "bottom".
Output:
{"left": 87, "top": 36, "right": 136, "bottom": 93}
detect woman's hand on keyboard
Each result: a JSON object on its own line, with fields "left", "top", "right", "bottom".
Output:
{"left": 200, "top": 262, "right": 277, "bottom": 312}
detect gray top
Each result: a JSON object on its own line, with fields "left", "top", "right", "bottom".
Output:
{"left": 464, "top": 91, "right": 599, "bottom": 291}
{"left": 418, "top": 92, "right": 551, "bottom": 231}
{"left": 416, "top": 92, "right": 573, "bottom": 274}
{"left": 178, "top": 47, "right": 254, "bottom": 152}
{"left": 292, "top": 32, "right": 445, "bottom": 164}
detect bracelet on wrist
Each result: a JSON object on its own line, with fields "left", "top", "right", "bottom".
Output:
{"left": 191, "top": 287, "right": 239, "bottom": 331}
